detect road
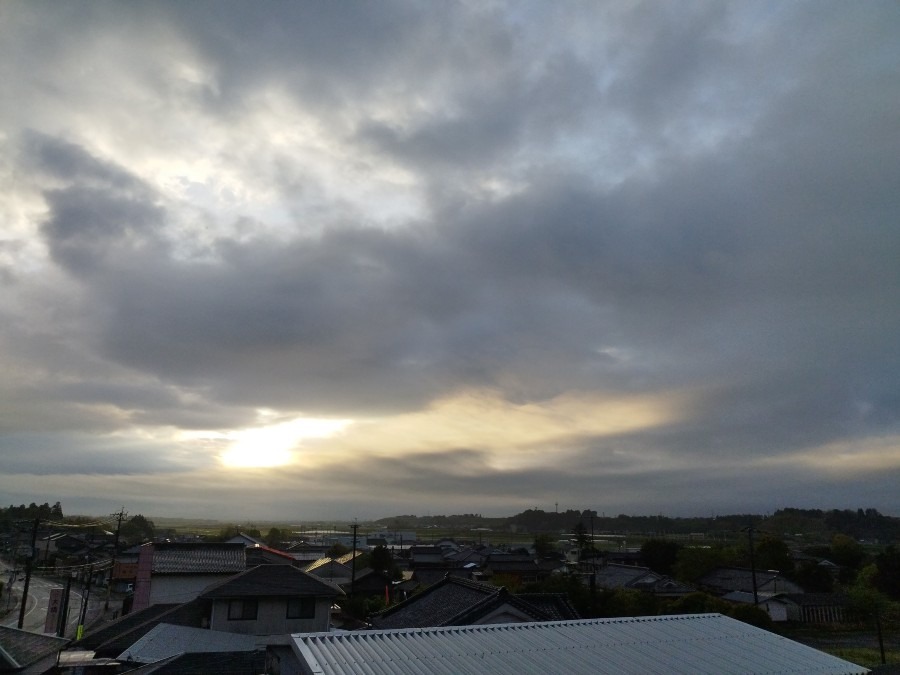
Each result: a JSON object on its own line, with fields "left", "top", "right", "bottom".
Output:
{"left": 1, "top": 559, "right": 104, "bottom": 637}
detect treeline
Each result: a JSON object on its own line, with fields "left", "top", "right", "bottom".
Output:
{"left": 508, "top": 507, "right": 900, "bottom": 542}
{"left": 0, "top": 501, "right": 64, "bottom": 525}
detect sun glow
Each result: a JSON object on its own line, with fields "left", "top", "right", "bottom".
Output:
{"left": 220, "top": 416, "right": 353, "bottom": 468}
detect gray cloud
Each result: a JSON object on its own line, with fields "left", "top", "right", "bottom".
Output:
{"left": 1, "top": 0, "right": 898, "bottom": 518}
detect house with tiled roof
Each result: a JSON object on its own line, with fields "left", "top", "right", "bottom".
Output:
{"left": 371, "top": 575, "right": 579, "bottom": 629}
{"left": 477, "top": 553, "right": 544, "bottom": 585}
{"left": 245, "top": 543, "right": 299, "bottom": 567}
{"left": 198, "top": 564, "right": 343, "bottom": 634}
{"left": 0, "top": 625, "right": 69, "bottom": 673}
{"left": 408, "top": 545, "right": 447, "bottom": 568}
{"left": 345, "top": 568, "right": 395, "bottom": 601}
{"left": 698, "top": 566, "right": 803, "bottom": 597}
{"left": 410, "top": 566, "right": 472, "bottom": 589}
{"left": 304, "top": 557, "right": 353, "bottom": 586}
{"left": 226, "top": 532, "right": 268, "bottom": 548}
{"left": 593, "top": 562, "right": 694, "bottom": 598}
{"left": 132, "top": 542, "right": 246, "bottom": 611}
{"left": 62, "top": 565, "right": 344, "bottom": 671}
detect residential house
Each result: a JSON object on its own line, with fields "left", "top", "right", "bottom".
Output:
{"left": 408, "top": 545, "right": 447, "bottom": 568}
{"left": 199, "top": 564, "right": 343, "bottom": 635}
{"left": 410, "top": 566, "right": 472, "bottom": 589}
{"left": 226, "top": 532, "right": 268, "bottom": 548}
{"left": 769, "top": 593, "right": 850, "bottom": 625}
{"left": 371, "top": 575, "right": 578, "bottom": 629}
{"left": 131, "top": 542, "right": 246, "bottom": 612}
{"left": 304, "top": 558, "right": 353, "bottom": 587}
{"left": 285, "top": 541, "right": 332, "bottom": 564}
{"left": 0, "top": 625, "right": 68, "bottom": 674}
{"left": 346, "top": 568, "right": 394, "bottom": 602}
{"left": 698, "top": 566, "right": 803, "bottom": 597}
{"left": 245, "top": 543, "right": 299, "bottom": 567}
{"left": 592, "top": 562, "right": 694, "bottom": 598}
{"left": 62, "top": 565, "right": 343, "bottom": 671}
{"left": 477, "top": 553, "right": 544, "bottom": 586}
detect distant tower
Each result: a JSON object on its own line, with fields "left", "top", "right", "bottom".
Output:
{"left": 555, "top": 502, "right": 558, "bottom": 514}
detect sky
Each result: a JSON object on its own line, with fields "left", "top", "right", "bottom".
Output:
{"left": 1, "top": 1, "right": 899, "bottom": 522}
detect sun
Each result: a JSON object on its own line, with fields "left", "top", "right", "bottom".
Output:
{"left": 220, "top": 416, "right": 352, "bottom": 468}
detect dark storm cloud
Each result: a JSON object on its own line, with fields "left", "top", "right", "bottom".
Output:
{"left": 0, "top": 432, "right": 210, "bottom": 475}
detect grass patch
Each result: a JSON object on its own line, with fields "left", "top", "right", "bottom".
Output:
{"left": 826, "top": 647, "right": 898, "bottom": 669}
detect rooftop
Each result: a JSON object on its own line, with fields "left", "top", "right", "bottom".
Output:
{"left": 293, "top": 614, "right": 869, "bottom": 675}
{"left": 199, "top": 563, "right": 344, "bottom": 599}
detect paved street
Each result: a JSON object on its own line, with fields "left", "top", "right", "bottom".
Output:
{"left": 1, "top": 559, "right": 109, "bottom": 637}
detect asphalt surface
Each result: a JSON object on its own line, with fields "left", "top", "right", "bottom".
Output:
{"left": 1, "top": 559, "right": 114, "bottom": 637}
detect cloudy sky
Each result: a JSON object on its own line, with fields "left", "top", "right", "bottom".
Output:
{"left": 1, "top": 1, "right": 898, "bottom": 522}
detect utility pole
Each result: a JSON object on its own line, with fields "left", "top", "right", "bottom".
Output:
{"left": 77, "top": 562, "right": 93, "bottom": 640}
{"left": 744, "top": 521, "right": 760, "bottom": 606}
{"left": 17, "top": 517, "right": 40, "bottom": 629}
{"left": 105, "top": 508, "right": 127, "bottom": 611}
{"left": 57, "top": 573, "right": 74, "bottom": 637}
{"left": 350, "top": 521, "right": 358, "bottom": 599}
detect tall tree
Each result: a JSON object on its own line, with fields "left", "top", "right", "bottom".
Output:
{"left": 121, "top": 514, "right": 155, "bottom": 543}
{"left": 641, "top": 539, "right": 682, "bottom": 576}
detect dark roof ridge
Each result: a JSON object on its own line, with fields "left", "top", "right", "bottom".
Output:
{"left": 371, "top": 574, "right": 499, "bottom": 623}
{"left": 198, "top": 563, "right": 344, "bottom": 599}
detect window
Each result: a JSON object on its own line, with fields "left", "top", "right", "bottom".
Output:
{"left": 227, "top": 599, "right": 258, "bottom": 620}
{"left": 286, "top": 597, "right": 315, "bottom": 619}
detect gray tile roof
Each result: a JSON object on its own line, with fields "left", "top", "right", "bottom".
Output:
{"left": 699, "top": 567, "right": 804, "bottom": 595}
{"left": 152, "top": 543, "right": 246, "bottom": 574}
{"left": 373, "top": 576, "right": 499, "bottom": 629}
{"left": 199, "top": 564, "right": 343, "bottom": 599}
{"left": 0, "top": 625, "right": 68, "bottom": 670}
{"left": 293, "top": 614, "right": 870, "bottom": 675}
{"left": 371, "top": 576, "right": 578, "bottom": 629}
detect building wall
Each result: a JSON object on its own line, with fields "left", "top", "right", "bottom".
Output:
{"left": 209, "top": 597, "right": 331, "bottom": 635}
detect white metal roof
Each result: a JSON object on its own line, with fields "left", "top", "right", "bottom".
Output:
{"left": 291, "top": 613, "right": 868, "bottom": 675}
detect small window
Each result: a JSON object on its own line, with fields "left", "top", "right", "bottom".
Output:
{"left": 227, "top": 599, "right": 258, "bottom": 620}
{"left": 286, "top": 597, "right": 315, "bottom": 619}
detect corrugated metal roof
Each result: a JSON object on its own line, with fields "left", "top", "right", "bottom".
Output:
{"left": 291, "top": 614, "right": 869, "bottom": 675}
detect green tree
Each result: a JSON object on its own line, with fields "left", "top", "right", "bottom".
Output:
{"left": 215, "top": 524, "right": 261, "bottom": 542}
{"left": 121, "top": 514, "right": 156, "bottom": 543}
{"left": 831, "top": 534, "right": 866, "bottom": 583}
{"left": 663, "top": 592, "right": 730, "bottom": 615}
{"left": 328, "top": 542, "right": 351, "bottom": 558}
{"left": 533, "top": 533, "right": 558, "bottom": 558}
{"left": 873, "top": 545, "right": 900, "bottom": 600}
{"left": 573, "top": 521, "right": 590, "bottom": 557}
{"left": 673, "top": 545, "right": 739, "bottom": 583}
{"left": 789, "top": 559, "right": 833, "bottom": 593}
{"left": 265, "top": 527, "right": 285, "bottom": 548}
{"left": 369, "top": 545, "right": 394, "bottom": 573}
{"left": 596, "top": 588, "right": 659, "bottom": 618}
{"left": 641, "top": 539, "right": 682, "bottom": 576}
{"left": 754, "top": 535, "right": 792, "bottom": 574}
{"left": 728, "top": 604, "right": 774, "bottom": 630}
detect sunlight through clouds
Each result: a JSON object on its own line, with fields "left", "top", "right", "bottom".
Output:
{"left": 222, "top": 414, "right": 353, "bottom": 468}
